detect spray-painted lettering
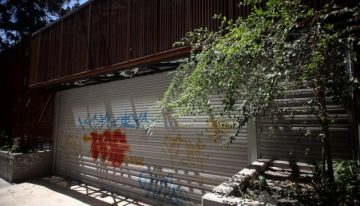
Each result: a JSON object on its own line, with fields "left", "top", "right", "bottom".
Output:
{"left": 78, "top": 112, "right": 151, "bottom": 131}
{"left": 125, "top": 156, "right": 144, "bottom": 165}
{"left": 138, "top": 170, "right": 190, "bottom": 205}
{"left": 82, "top": 129, "right": 129, "bottom": 167}
{"left": 163, "top": 135, "right": 209, "bottom": 171}
{"left": 207, "top": 116, "right": 230, "bottom": 142}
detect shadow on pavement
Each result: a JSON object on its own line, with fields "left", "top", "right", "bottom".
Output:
{"left": 28, "top": 176, "right": 152, "bottom": 206}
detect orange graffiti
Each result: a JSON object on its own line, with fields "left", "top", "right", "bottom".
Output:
{"left": 85, "top": 129, "right": 129, "bottom": 167}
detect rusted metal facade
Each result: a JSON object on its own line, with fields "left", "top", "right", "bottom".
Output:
{"left": 29, "top": 0, "right": 334, "bottom": 89}
{"left": 30, "top": 0, "right": 257, "bottom": 88}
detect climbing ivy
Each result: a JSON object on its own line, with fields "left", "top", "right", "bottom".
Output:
{"left": 160, "top": 0, "right": 359, "bottom": 183}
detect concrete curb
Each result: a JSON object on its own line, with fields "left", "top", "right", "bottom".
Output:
{"left": 202, "top": 159, "right": 270, "bottom": 206}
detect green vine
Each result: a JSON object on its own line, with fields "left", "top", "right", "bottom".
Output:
{"left": 161, "top": 0, "right": 359, "bottom": 184}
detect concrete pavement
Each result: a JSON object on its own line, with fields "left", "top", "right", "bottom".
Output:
{"left": 0, "top": 176, "right": 152, "bottom": 206}
{"left": 0, "top": 178, "right": 11, "bottom": 189}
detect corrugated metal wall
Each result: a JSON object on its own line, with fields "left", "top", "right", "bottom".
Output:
{"left": 30, "top": 0, "right": 253, "bottom": 87}
{"left": 29, "top": 0, "right": 335, "bottom": 88}
{"left": 54, "top": 72, "right": 249, "bottom": 205}
{"left": 258, "top": 88, "right": 354, "bottom": 162}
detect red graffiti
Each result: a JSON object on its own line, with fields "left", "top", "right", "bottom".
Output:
{"left": 88, "top": 129, "right": 129, "bottom": 167}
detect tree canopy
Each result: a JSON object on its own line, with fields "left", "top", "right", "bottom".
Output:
{"left": 161, "top": 0, "right": 359, "bottom": 183}
{"left": 0, "top": 0, "right": 79, "bottom": 51}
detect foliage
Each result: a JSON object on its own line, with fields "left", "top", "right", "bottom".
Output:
{"left": 313, "top": 160, "right": 360, "bottom": 205}
{"left": 10, "top": 137, "right": 21, "bottom": 153}
{"left": 161, "top": 0, "right": 359, "bottom": 182}
{"left": 0, "top": 136, "right": 21, "bottom": 153}
{"left": 0, "top": 131, "right": 11, "bottom": 150}
{"left": 0, "top": 0, "right": 80, "bottom": 51}
{"left": 249, "top": 175, "right": 268, "bottom": 191}
{"left": 0, "top": 131, "right": 46, "bottom": 153}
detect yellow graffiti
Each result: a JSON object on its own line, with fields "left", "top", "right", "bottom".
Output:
{"left": 125, "top": 156, "right": 145, "bottom": 165}
{"left": 82, "top": 135, "right": 92, "bottom": 142}
{"left": 60, "top": 133, "right": 83, "bottom": 163}
{"left": 63, "top": 133, "right": 82, "bottom": 152}
{"left": 207, "top": 116, "right": 230, "bottom": 142}
{"left": 163, "top": 135, "right": 209, "bottom": 171}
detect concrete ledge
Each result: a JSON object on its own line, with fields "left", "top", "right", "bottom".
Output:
{"left": 0, "top": 150, "right": 52, "bottom": 182}
{"left": 202, "top": 159, "right": 270, "bottom": 206}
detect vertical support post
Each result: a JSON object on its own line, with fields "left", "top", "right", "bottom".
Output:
{"left": 47, "top": 28, "right": 52, "bottom": 80}
{"left": 72, "top": 13, "right": 77, "bottom": 75}
{"left": 347, "top": 41, "right": 360, "bottom": 160}
{"left": 58, "top": 20, "right": 63, "bottom": 78}
{"left": 247, "top": 120, "right": 258, "bottom": 163}
{"left": 107, "top": 0, "right": 110, "bottom": 65}
{"left": 87, "top": 3, "right": 92, "bottom": 70}
{"left": 126, "top": 0, "right": 131, "bottom": 61}
{"left": 36, "top": 32, "right": 42, "bottom": 83}
{"left": 51, "top": 93, "right": 60, "bottom": 173}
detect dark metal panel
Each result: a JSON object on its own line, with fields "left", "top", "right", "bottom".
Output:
{"left": 48, "top": 23, "right": 62, "bottom": 80}
{"left": 89, "top": 0, "right": 109, "bottom": 69}
{"left": 170, "top": 0, "right": 188, "bottom": 47}
{"left": 29, "top": 0, "right": 247, "bottom": 86}
{"left": 0, "top": 41, "right": 54, "bottom": 149}
{"left": 29, "top": 47, "right": 190, "bottom": 89}
{"left": 129, "top": 0, "right": 157, "bottom": 59}
{"left": 74, "top": 8, "right": 90, "bottom": 74}
{"left": 61, "top": 15, "right": 76, "bottom": 77}
{"left": 158, "top": 0, "right": 172, "bottom": 52}
{"left": 109, "top": 0, "right": 129, "bottom": 64}
{"left": 23, "top": 89, "right": 55, "bottom": 148}
{"left": 38, "top": 30, "right": 51, "bottom": 82}
{"left": 30, "top": 34, "right": 41, "bottom": 85}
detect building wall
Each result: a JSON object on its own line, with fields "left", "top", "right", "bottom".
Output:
{"left": 0, "top": 42, "right": 54, "bottom": 150}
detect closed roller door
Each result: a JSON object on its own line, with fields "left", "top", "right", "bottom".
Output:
{"left": 258, "top": 88, "right": 353, "bottom": 162}
{"left": 53, "top": 71, "right": 248, "bottom": 206}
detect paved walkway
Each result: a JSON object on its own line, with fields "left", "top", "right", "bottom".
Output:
{"left": 0, "top": 176, "right": 152, "bottom": 206}
{"left": 0, "top": 178, "right": 12, "bottom": 189}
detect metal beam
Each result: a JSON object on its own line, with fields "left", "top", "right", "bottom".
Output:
{"left": 29, "top": 47, "right": 190, "bottom": 89}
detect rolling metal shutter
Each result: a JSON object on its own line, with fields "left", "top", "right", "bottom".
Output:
{"left": 53, "top": 72, "right": 249, "bottom": 206}
{"left": 258, "top": 88, "right": 354, "bottom": 162}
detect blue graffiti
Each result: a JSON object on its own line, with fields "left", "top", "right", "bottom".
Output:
{"left": 78, "top": 112, "right": 153, "bottom": 131}
{"left": 138, "top": 170, "right": 190, "bottom": 205}
{"left": 120, "top": 114, "right": 133, "bottom": 128}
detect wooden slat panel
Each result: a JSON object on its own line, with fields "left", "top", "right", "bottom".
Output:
{"left": 170, "top": 0, "right": 188, "bottom": 46}
{"left": 29, "top": 0, "right": 255, "bottom": 85}
{"left": 48, "top": 23, "right": 62, "bottom": 79}
{"left": 30, "top": 34, "right": 41, "bottom": 84}
{"left": 109, "top": 0, "right": 129, "bottom": 64}
{"left": 129, "top": 0, "right": 157, "bottom": 59}
{"left": 89, "top": 0, "right": 109, "bottom": 69}
{"left": 61, "top": 16, "right": 76, "bottom": 77}
{"left": 38, "top": 30, "right": 51, "bottom": 82}
{"left": 73, "top": 8, "right": 90, "bottom": 74}
{"left": 157, "top": 0, "right": 172, "bottom": 52}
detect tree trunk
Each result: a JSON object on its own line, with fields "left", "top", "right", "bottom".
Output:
{"left": 322, "top": 121, "right": 334, "bottom": 183}
{"left": 315, "top": 76, "right": 334, "bottom": 183}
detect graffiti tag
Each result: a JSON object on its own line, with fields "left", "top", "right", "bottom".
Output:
{"left": 138, "top": 170, "right": 190, "bottom": 205}
{"left": 207, "top": 116, "right": 230, "bottom": 142}
{"left": 163, "top": 135, "right": 209, "bottom": 171}
{"left": 78, "top": 112, "right": 152, "bottom": 131}
{"left": 82, "top": 129, "right": 129, "bottom": 167}
{"left": 125, "top": 156, "right": 144, "bottom": 166}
